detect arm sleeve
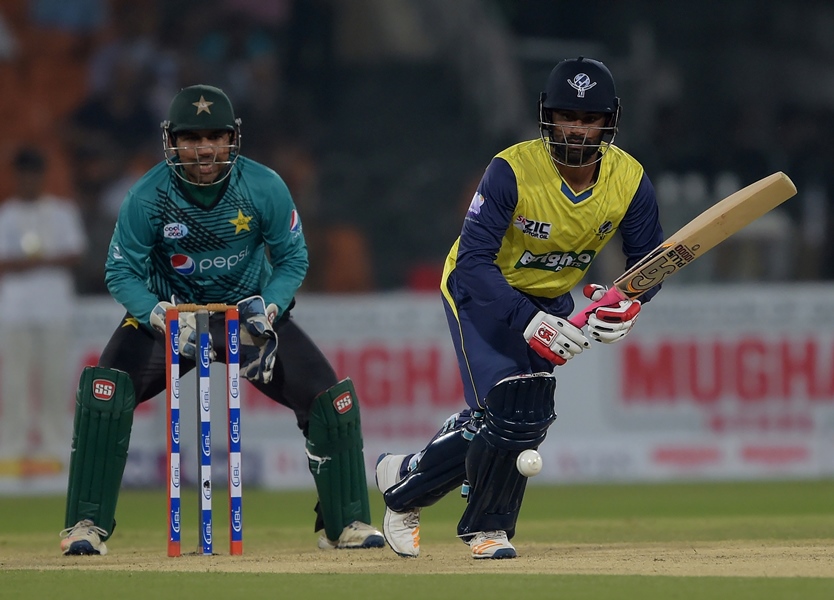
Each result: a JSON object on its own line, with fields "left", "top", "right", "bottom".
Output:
{"left": 618, "top": 172, "right": 665, "bottom": 303}
{"left": 257, "top": 179, "right": 308, "bottom": 314}
{"left": 453, "top": 158, "right": 540, "bottom": 332}
{"left": 104, "top": 191, "right": 162, "bottom": 324}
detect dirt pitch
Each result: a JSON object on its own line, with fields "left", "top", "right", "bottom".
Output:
{"left": 4, "top": 540, "right": 833, "bottom": 578}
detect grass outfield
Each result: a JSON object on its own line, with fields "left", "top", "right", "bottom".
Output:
{"left": 1, "top": 480, "right": 833, "bottom": 599}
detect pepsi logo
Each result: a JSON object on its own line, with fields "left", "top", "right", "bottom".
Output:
{"left": 289, "top": 209, "right": 302, "bottom": 235}
{"left": 171, "top": 254, "right": 196, "bottom": 275}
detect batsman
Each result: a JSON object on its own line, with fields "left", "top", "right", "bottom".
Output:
{"left": 376, "top": 57, "right": 665, "bottom": 559}
{"left": 60, "top": 85, "right": 384, "bottom": 555}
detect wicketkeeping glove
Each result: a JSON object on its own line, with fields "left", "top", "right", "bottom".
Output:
{"left": 150, "top": 299, "right": 216, "bottom": 360}
{"left": 236, "top": 295, "right": 279, "bottom": 384}
{"left": 523, "top": 310, "right": 590, "bottom": 365}
{"left": 583, "top": 284, "right": 641, "bottom": 344}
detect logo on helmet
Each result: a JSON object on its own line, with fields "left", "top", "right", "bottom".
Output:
{"left": 567, "top": 73, "right": 597, "bottom": 98}
{"left": 192, "top": 95, "right": 213, "bottom": 115}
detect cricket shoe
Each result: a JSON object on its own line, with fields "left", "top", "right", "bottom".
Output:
{"left": 376, "top": 453, "right": 420, "bottom": 558}
{"left": 317, "top": 521, "right": 385, "bottom": 549}
{"left": 468, "top": 531, "right": 517, "bottom": 559}
{"left": 60, "top": 519, "right": 109, "bottom": 556}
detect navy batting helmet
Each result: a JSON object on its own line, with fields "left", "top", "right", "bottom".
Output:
{"left": 538, "top": 57, "right": 620, "bottom": 167}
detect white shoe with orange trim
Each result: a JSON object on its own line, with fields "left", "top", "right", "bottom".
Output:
{"left": 468, "top": 530, "right": 517, "bottom": 559}
{"left": 375, "top": 453, "right": 421, "bottom": 557}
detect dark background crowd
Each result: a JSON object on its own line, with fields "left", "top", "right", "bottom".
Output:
{"left": 1, "top": 0, "right": 833, "bottom": 294}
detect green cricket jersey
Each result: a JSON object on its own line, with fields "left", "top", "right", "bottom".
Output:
{"left": 104, "top": 157, "right": 308, "bottom": 326}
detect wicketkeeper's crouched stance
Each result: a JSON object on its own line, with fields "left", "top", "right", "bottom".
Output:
{"left": 61, "top": 84, "right": 382, "bottom": 555}
{"left": 61, "top": 307, "right": 381, "bottom": 555}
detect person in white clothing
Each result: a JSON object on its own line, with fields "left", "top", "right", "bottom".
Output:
{"left": 0, "top": 148, "right": 87, "bottom": 473}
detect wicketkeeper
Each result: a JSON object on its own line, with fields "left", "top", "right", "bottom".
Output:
{"left": 60, "top": 85, "right": 383, "bottom": 555}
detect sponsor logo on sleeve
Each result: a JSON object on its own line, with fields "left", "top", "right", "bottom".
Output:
{"left": 467, "top": 192, "right": 485, "bottom": 216}
{"left": 289, "top": 209, "right": 302, "bottom": 236}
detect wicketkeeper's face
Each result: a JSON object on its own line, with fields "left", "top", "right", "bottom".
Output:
{"left": 173, "top": 129, "right": 234, "bottom": 184}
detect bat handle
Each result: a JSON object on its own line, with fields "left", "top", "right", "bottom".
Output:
{"left": 568, "top": 286, "right": 628, "bottom": 328}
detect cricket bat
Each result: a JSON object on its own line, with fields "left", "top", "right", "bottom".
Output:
{"left": 569, "top": 171, "right": 797, "bottom": 328}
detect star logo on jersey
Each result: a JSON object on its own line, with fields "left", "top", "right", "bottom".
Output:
{"left": 192, "top": 95, "right": 213, "bottom": 114}
{"left": 122, "top": 317, "right": 140, "bottom": 329}
{"left": 229, "top": 210, "right": 253, "bottom": 234}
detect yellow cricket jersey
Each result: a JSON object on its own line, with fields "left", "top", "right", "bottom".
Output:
{"left": 443, "top": 140, "right": 645, "bottom": 300}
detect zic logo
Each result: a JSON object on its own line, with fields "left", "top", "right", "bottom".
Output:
{"left": 163, "top": 222, "right": 189, "bottom": 239}
{"left": 513, "top": 215, "right": 552, "bottom": 240}
{"left": 567, "top": 73, "right": 597, "bottom": 98}
{"left": 333, "top": 392, "right": 353, "bottom": 414}
{"left": 92, "top": 379, "right": 115, "bottom": 401}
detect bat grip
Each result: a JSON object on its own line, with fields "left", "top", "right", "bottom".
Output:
{"left": 569, "top": 286, "right": 628, "bottom": 328}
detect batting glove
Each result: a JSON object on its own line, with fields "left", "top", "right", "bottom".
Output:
{"left": 523, "top": 311, "right": 590, "bottom": 365}
{"left": 583, "top": 284, "right": 641, "bottom": 344}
